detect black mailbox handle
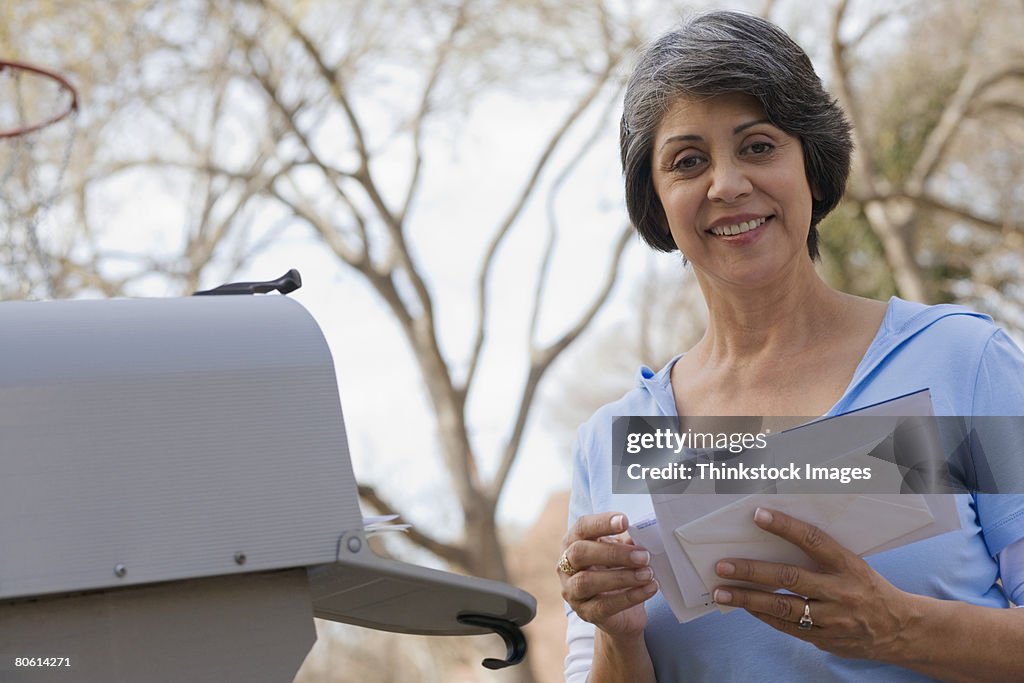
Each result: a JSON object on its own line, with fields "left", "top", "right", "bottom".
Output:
{"left": 193, "top": 269, "right": 302, "bottom": 296}
{"left": 457, "top": 613, "right": 527, "bottom": 669}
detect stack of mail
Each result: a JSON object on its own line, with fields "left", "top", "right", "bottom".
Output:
{"left": 629, "top": 391, "right": 961, "bottom": 622}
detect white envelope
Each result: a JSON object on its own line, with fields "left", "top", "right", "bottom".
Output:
{"left": 629, "top": 515, "right": 715, "bottom": 624}
{"left": 673, "top": 493, "right": 935, "bottom": 613}
{"left": 859, "top": 494, "right": 960, "bottom": 556}
{"left": 652, "top": 493, "right": 747, "bottom": 607}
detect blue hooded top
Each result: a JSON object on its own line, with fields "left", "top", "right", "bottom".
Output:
{"left": 566, "top": 297, "right": 1024, "bottom": 682}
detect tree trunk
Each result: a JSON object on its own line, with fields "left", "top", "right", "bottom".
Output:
{"left": 863, "top": 199, "right": 929, "bottom": 303}
{"left": 463, "top": 498, "right": 509, "bottom": 582}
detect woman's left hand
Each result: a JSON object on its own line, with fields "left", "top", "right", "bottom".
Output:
{"left": 712, "top": 507, "right": 915, "bottom": 661}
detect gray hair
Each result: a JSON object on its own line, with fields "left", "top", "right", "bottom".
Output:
{"left": 620, "top": 10, "right": 852, "bottom": 259}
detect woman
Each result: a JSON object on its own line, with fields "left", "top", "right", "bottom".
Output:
{"left": 559, "top": 10, "right": 1024, "bottom": 682}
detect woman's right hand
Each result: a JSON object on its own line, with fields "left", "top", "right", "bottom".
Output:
{"left": 558, "top": 511, "right": 659, "bottom": 637}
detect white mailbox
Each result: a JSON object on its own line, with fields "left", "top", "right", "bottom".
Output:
{"left": 0, "top": 275, "right": 534, "bottom": 681}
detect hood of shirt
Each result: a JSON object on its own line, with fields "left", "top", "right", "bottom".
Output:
{"left": 631, "top": 297, "right": 994, "bottom": 418}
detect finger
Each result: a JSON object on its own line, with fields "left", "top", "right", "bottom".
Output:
{"left": 752, "top": 507, "right": 850, "bottom": 572}
{"left": 597, "top": 532, "right": 634, "bottom": 546}
{"left": 714, "top": 557, "right": 831, "bottom": 596}
{"left": 577, "top": 580, "right": 660, "bottom": 623}
{"left": 563, "top": 539, "right": 651, "bottom": 575}
{"left": 563, "top": 566, "right": 655, "bottom": 603}
{"left": 565, "top": 511, "right": 628, "bottom": 545}
{"left": 713, "top": 587, "right": 829, "bottom": 628}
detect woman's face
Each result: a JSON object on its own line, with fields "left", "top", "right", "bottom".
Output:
{"left": 650, "top": 93, "right": 815, "bottom": 290}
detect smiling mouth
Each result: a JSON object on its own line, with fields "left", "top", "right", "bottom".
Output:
{"left": 708, "top": 216, "right": 770, "bottom": 237}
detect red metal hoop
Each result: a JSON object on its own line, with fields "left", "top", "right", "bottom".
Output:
{"left": 0, "top": 60, "right": 79, "bottom": 139}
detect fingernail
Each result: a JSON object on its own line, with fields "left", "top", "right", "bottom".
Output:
{"left": 754, "top": 507, "right": 773, "bottom": 525}
{"left": 611, "top": 514, "right": 625, "bottom": 532}
{"left": 635, "top": 567, "right": 653, "bottom": 581}
{"left": 716, "top": 561, "right": 735, "bottom": 577}
{"left": 714, "top": 588, "right": 733, "bottom": 604}
{"left": 630, "top": 550, "right": 650, "bottom": 565}
{"left": 644, "top": 580, "right": 659, "bottom": 595}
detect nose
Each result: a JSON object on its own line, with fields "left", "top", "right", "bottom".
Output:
{"left": 707, "top": 159, "right": 753, "bottom": 203}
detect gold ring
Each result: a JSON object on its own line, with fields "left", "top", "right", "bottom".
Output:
{"left": 798, "top": 600, "right": 814, "bottom": 630}
{"left": 557, "top": 550, "right": 578, "bottom": 577}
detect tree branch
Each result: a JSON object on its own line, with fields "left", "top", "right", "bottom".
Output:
{"left": 530, "top": 85, "right": 623, "bottom": 341}
{"left": 399, "top": 0, "right": 470, "bottom": 224}
{"left": 464, "top": 53, "right": 622, "bottom": 396}
{"left": 847, "top": 7, "right": 900, "bottom": 49}
{"left": 829, "top": 0, "right": 886, "bottom": 195}
{"left": 267, "top": 181, "right": 368, "bottom": 268}
{"left": 902, "top": 13, "right": 989, "bottom": 195}
{"left": 239, "top": 36, "right": 386, "bottom": 269}
{"left": 261, "top": 0, "right": 371, "bottom": 168}
{"left": 242, "top": 41, "right": 359, "bottom": 183}
{"left": 260, "top": 0, "right": 435, "bottom": 311}
{"left": 249, "top": 6, "right": 483, "bottom": 510}
{"left": 904, "top": 70, "right": 977, "bottom": 195}
{"left": 971, "top": 99, "right": 1024, "bottom": 119}
{"left": 489, "top": 225, "right": 632, "bottom": 500}
{"left": 897, "top": 193, "right": 1023, "bottom": 233}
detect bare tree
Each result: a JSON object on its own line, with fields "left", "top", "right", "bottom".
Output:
{"left": 826, "top": 0, "right": 1024, "bottom": 310}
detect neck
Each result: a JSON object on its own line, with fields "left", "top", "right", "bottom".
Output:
{"left": 690, "top": 265, "right": 847, "bottom": 367}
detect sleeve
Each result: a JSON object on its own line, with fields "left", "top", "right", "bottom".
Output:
{"left": 998, "top": 538, "right": 1024, "bottom": 606}
{"left": 971, "top": 329, "right": 1024, "bottom": 557}
{"left": 565, "top": 610, "right": 597, "bottom": 683}
{"left": 969, "top": 330, "right": 1024, "bottom": 416}
{"left": 565, "top": 428, "right": 596, "bottom": 683}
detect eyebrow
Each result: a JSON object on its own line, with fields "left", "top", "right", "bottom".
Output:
{"left": 658, "top": 118, "right": 772, "bottom": 152}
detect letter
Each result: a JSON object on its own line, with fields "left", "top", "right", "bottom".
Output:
{"left": 626, "top": 432, "right": 641, "bottom": 455}
{"left": 627, "top": 463, "right": 642, "bottom": 479}
{"left": 694, "top": 432, "right": 714, "bottom": 449}
{"left": 755, "top": 433, "right": 768, "bottom": 448}
{"left": 672, "top": 431, "right": 686, "bottom": 454}
{"left": 727, "top": 433, "right": 741, "bottom": 454}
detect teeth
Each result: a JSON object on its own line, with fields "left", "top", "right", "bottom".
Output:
{"left": 710, "top": 217, "right": 767, "bottom": 236}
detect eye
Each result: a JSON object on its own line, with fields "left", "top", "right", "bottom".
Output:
{"left": 743, "top": 141, "right": 775, "bottom": 156}
{"left": 671, "top": 153, "right": 707, "bottom": 174}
